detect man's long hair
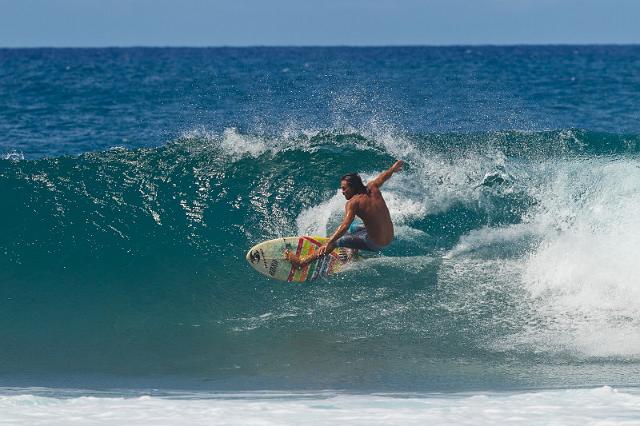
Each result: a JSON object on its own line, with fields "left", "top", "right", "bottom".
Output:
{"left": 341, "top": 173, "right": 368, "bottom": 194}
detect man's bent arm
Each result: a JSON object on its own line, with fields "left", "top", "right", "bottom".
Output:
{"left": 288, "top": 202, "right": 356, "bottom": 266}
{"left": 315, "top": 201, "right": 357, "bottom": 257}
{"left": 326, "top": 202, "right": 357, "bottom": 246}
{"left": 368, "top": 160, "right": 404, "bottom": 188}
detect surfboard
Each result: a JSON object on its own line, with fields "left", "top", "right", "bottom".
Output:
{"left": 246, "top": 236, "right": 357, "bottom": 282}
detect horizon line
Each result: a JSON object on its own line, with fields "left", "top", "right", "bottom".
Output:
{"left": 1, "top": 42, "right": 640, "bottom": 49}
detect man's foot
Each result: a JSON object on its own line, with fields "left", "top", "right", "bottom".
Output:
{"left": 284, "top": 249, "right": 304, "bottom": 269}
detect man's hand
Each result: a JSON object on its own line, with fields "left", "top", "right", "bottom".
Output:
{"left": 390, "top": 160, "right": 404, "bottom": 173}
{"left": 317, "top": 241, "right": 336, "bottom": 257}
{"left": 368, "top": 160, "right": 404, "bottom": 188}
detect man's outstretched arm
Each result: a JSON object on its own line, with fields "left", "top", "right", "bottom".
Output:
{"left": 367, "top": 160, "right": 404, "bottom": 188}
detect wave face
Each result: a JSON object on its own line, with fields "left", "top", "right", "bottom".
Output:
{"left": 3, "top": 128, "right": 640, "bottom": 390}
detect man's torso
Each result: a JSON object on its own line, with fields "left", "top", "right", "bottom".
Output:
{"left": 351, "top": 185, "right": 394, "bottom": 246}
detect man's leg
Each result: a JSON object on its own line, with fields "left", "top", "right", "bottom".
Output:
{"left": 336, "top": 229, "right": 375, "bottom": 251}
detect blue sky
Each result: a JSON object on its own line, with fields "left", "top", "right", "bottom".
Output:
{"left": 1, "top": 0, "right": 638, "bottom": 47}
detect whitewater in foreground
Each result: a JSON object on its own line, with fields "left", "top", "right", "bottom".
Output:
{"left": 2, "top": 386, "right": 640, "bottom": 425}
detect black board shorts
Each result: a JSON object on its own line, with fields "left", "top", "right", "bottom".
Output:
{"left": 336, "top": 224, "right": 385, "bottom": 252}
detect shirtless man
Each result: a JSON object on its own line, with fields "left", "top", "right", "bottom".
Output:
{"left": 286, "top": 160, "right": 404, "bottom": 267}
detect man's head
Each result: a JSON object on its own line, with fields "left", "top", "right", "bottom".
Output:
{"left": 340, "top": 173, "right": 367, "bottom": 200}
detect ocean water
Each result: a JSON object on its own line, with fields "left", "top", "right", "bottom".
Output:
{"left": 2, "top": 46, "right": 640, "bottom": 423}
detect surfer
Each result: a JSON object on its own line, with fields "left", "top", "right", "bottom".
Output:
{"left": 286, "top": 160, "right": 404, "bottom": 268}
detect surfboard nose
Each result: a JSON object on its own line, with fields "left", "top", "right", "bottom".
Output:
{"left": 246, "top": 247, "right": 261, "bottom": 264}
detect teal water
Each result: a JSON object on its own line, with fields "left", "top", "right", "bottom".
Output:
{"left": 1, "top": 47, "right": 640, "bottom": 392}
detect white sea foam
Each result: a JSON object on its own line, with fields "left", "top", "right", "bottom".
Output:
{"left": 515, "top": 158, "right": 640, "bottom": 357}
{"left": 2, "top": 150, "right": 25, "bottom": 161}
{"left": 435, "top": 154, "right": 640, "bottom": 358}
{"left": 180, "top": 127, "right": 332, "bottom": 160}
{"left": 1, "top": 387, "right": 639, "bottom": 425}
{"left": 181, "top": 127, "right": 288, "bottom": 160}
{"left": 446, "top": 223, "right": 537, "bottom": 258}
{"left": 296, "top": 192, "right": 345, "bottom": 236}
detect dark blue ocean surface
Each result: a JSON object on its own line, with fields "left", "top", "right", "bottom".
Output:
{"left": 1, "top": 47, "right": 640, "bottom": 392}
{"left": 1, "top": 46, "right": 640, "bottom": 157}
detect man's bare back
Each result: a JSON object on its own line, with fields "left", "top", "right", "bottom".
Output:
{"left": 346, "top": 184, "right": 394, "bottom": 247}
{"left": 286, "top": 160, "right": 403, "bottom": 267}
